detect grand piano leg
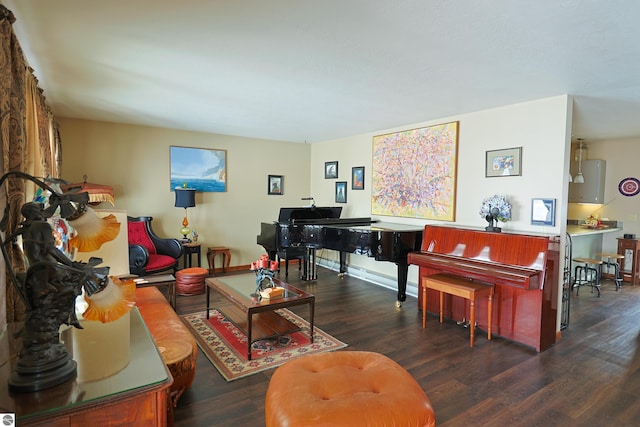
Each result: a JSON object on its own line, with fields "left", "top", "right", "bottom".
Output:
{"left": 339, "top": 251, "right": 346, "bottom": 277}
{"left": 303, "top": 247, "right": 317, "bottom": 281}
{"left": 396, "top": 262, "right": 409, "bottom": 308}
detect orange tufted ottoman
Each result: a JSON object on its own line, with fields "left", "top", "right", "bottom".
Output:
{"left": 265, "top": 351, "right": 436, "bottom": 427}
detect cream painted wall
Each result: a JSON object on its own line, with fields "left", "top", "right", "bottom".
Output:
{"left": 310, "top": 96, "right": 573, "bottom": 288}
{"left": 567, "top": 136, "right": 640, "bottom": 253}
{"left": 59, "top": 118, "right": 311, "bottom": 267}
{"left": 58, "top": 96, "right": 573, "bottom": 331}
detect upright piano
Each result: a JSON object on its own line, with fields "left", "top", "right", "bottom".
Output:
{"left": 257, "top": 207, "right": 423, "bottom": 304}
{"left": 407, "top": 225, "right": 559, "bottom": 352}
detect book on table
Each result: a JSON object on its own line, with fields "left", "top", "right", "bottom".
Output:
{"left": 260, "top": 287, "right": 284, "bottom": 299}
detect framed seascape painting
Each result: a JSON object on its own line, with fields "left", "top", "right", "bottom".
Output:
{"left": 371, "top": 121, "right": 459, "bottom": 220}
{"left": 170, "top": 146, "right": 227, "bottom": 192}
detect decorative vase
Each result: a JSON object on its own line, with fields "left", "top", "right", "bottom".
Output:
{"left": 250, "top": 255, "right": 279, "bottom": 295}
{"left": 255, "top": 270, "right": 275, "bottom": 290}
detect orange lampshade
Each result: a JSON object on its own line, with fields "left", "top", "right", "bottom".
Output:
{"left": 62, "top": 175, "right": 115, "bottom": 206}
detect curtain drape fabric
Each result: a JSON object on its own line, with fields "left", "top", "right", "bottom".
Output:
{"left": 0, "top": 5, "right": 62, "bottom": 324}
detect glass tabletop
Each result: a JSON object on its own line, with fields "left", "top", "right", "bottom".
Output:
{"left": 207, "top": 273, "right": 312, "bottom": 308}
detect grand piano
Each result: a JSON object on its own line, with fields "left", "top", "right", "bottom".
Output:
{"left": 407, "top": 225, "right": 560, "bottom": 352}
{"left": 257, "top": 207, "right": 423, "bottom": 305}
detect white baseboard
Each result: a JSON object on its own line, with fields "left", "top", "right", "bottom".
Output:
{"left": 316, "top": 258, "right": 419, "bottom": 299}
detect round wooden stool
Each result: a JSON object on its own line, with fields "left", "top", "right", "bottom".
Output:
{"left": 175, "top": 267, "right": 208, "bottom": 296}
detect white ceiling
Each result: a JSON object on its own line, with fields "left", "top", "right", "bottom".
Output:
{"left": 3, "top": 0, "right": 640, "bottom": 144}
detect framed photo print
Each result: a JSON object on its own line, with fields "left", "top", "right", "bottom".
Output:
{"left": 325, "top": 161, "right": 338, "bottom": 179}
{"left": 268, "top": 175, "right": 283, "bottom": 195}
{"left": 335, "top": 181, "right": 347, "bottom": 203}
{"left": 485, "top": 147, "right": 522, "bottom": 177}
{"left": 352, "top": 166, "right": 365, "bottom": 190}
{"left": 531, "top": 198, "right": 556, "bottom": 226}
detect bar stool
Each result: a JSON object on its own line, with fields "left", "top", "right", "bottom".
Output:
{"left": 573, "top": 257, "right": 603, "bottom": 297}
{"left": 597, "top": 252, "right": 624, "bottom": 291}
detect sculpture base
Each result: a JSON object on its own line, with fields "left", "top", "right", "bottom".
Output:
{"left": 9, "top": 354, "right": 77, "bottom": 393}
{"left": 485, "top": 226, "right": 502, "bottom": 232}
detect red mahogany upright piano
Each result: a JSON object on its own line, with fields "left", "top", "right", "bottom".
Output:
{"left": 407, "top": 225, "right": 560, "bottom": 351}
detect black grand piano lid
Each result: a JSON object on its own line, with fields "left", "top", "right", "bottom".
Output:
{"left": 278, "top": 207, "right": 342, "bottom": 222}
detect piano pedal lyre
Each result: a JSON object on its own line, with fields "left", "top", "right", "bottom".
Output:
{"left": 456, "top": 319, "right": 477, "bottom": 329}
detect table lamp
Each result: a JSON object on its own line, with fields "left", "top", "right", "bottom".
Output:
{"left": 175, "top": 186, "right": 196, "bottom": 241}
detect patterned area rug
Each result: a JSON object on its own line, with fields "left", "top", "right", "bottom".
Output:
{"left": 181, "top": 308, "right": 347, "bottom": 381}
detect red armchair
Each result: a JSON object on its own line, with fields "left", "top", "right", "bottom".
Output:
{"left": 127, "top": 216, "right": 182, "bottom": 276}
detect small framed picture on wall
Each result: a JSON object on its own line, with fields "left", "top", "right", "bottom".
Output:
{"left": 335, "top": 181, "right": 347, "bottom": 203}
{"left": 531, "top": 198, "right": 555, "bottom": 226}
{"left": 268, "top": 175, "right": 283, "bottom": 195}
{"left": 352, "top": 166, "right": 365, "bottom": 190}
{"left": 325, "top": 161, "right": 338, "bottom": 179}
{"left": 485, "top": 147, "right": 522, "bottom": 177}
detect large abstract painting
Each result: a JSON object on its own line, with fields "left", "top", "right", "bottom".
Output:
{"left": 170, "top": 146, "right": 227, "bottom": 192}
{"left": 372, "top": 121, "right": 459, "bottom": 220}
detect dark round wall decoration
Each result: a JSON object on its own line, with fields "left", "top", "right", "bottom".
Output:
{"left": 618, "top": 177, "right": 640, "bottom": 197}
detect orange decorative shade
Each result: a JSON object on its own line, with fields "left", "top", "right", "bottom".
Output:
{"left": 62, "top": 175, "right": 115, "bottom": 206}
{"left": 82, "top": 276, "right": 136, "bottom": 323}
{"left": 68, "top": 206, "right": 121, "bottom": 252}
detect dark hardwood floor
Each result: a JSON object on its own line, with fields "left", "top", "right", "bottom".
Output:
{"left": 172, "top": 267, "right": 640, "bottom": 427}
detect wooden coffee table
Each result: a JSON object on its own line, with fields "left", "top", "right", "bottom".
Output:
{"left": 205, "top": 274, "right": 315, "bottom": 360}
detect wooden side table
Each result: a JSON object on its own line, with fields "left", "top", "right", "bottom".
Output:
{"left": 207, "top": 246, "right": 231, "bottom": 275}
{"left": 618, "top": 238, "right": 640, "bottom": 286}
{"left": 181, "top": 242, "right": 201, "bottom": 269}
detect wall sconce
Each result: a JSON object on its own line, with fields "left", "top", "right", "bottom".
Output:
{"left": 174, "top": 186, "right": 196, "bottom": 241}
{"left": 573, "top": 138, "right": 586, "bottom": 184}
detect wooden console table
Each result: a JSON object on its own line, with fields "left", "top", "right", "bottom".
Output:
{"left": 618, "top": 238, "right": 640, "bottom": 286}
{"left": 0, "top": 308, "right": 172, "bottom": 426}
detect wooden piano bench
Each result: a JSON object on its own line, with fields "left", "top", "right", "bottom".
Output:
{"left": 422, "top": 273, "right": 494, "bottom": 347}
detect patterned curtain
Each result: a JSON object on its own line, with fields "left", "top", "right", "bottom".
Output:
{"left": 0, "top": 5, "right": 62, "bottom": 324}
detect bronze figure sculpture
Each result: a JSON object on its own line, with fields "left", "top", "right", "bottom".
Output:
{"left": 1, "top": 172, "right": 111, "bottom": 392}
